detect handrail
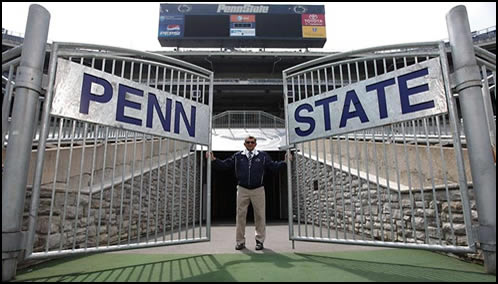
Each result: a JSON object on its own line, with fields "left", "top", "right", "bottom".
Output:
{"left": 283, "top": 41, "right": 441, "bottom": 75}
{"left": 474, "top": 45, "right": 496, "bottom": 67}
{"left": 2, "top": 45, "right": 23, "bottom": 64}
{"left": 213, "top": 110, "right": 285, "bottom": 128}
{"left": 54, "top": 41, "right": 213, "bottom": 77}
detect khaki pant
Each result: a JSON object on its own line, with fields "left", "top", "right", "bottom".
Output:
{"left": 236, "top": 185, "right": 265, "bottom": 245}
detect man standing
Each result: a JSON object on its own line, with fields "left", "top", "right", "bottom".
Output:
{"left": 207, "top": 135, "right": 290, "bottom": 250}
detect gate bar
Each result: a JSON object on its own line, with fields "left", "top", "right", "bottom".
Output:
{"left": 282, "top": 71, "right": 294, "bottom": 248}
{"left": 27, "top": 237, "right": 208, "bottom": 260}
{"left": 2, "top": 4, "right": 50, "bottom": 281}
{"left": 292, "top": 236, "right": 476, "bottom": 254}
{"left": 446, "top": 5, "right": 496, "bottom": 275}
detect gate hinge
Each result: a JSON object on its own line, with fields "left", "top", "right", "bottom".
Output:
{"left": 14, "top": 66, "right": 43, "bottom": 94}
{"left": 449, "top": 65, "right": 482, "bottom": 93}
{"left": 472, "top": 224, "right": 496, "bottom": 252}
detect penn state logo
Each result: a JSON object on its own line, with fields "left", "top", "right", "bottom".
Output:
{"left": 293, "top": 5, "right": 307, "bottom": 14}
{"left": 178, "top": 4, "right": 192, "bottom": 13}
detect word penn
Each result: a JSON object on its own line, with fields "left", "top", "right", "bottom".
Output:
{"left": 51, "top": 59, "right": 209, "bottom": 145}
{"left": 80, "top": 73, "right": 196, "bottom": 137}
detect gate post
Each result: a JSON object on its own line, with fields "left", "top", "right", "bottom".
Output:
{"left": 446, "top": 5, "right": 496, "bottom": 275}
{"left": 1, "top": 4, "right": 50, "bottom": 281}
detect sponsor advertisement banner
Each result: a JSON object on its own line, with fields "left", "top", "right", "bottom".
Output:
{"left": 302, "top": 26, "right": 326, "bottom": 38}
{"left": 230, "top": 14, "right": 256, "bottom": 22}
{"left": 230, "top": 29, "right": 256, "bottom": 37}
{"left": 159, "top": 14, "right": 184, "bottom": 37}
{"left": 301, "top": 14, "right": 325, "bottom": 26}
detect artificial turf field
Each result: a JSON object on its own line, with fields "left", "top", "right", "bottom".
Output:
{"left": 14, "top": 249, "right": 495, "bottom": 282}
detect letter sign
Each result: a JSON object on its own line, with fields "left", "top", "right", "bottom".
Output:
{"left": 287, "top": 57, "right": 447, "bottom": 144}
{"left": 51, "top": 59, "right": 210, "bottom": 145}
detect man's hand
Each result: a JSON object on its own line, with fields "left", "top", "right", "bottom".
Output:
{"left": 285, "top": 152, "right": 293, "bottom": 161}
{"left": 206, "top": 151, "right": 216, "bottom": 161}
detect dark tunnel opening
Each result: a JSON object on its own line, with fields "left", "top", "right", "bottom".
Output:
{"left": 210, "top": 151, "right": 288, "bottom": 224}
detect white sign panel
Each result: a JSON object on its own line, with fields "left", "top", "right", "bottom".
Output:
{"left": 230, "top": 29, "right": 256, "bottom": 37}
{"left": 288, "top": 57, "right": 448, "bottom": 144}
{"left": 51, "top": 58, "right": 210, "bottom": 145}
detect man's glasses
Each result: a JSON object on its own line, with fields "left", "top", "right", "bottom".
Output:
{"left": 245, "top": 141, "right": 255, "bottom": 144}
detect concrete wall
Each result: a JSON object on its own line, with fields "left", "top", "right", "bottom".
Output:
{"left": 5, "top": 138, "right": 190, "bottom": 188}
{"left": 300, "top": 138, "right": 472, "bottom": 190}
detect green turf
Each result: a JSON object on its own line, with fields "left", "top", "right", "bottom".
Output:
{"left": 15, "top": 249, "right": 495, "bottom": 282}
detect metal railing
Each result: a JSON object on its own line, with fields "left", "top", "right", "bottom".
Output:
{"left": 2, "top": 28, "right": 25, "bottom": 44}
{"left": 471, "top": 25, "right": 496, "bottom": 42}
{"left": 2, "top": 41, "right": 215, "bottom": 262}
{"left": 212, "top": 110, "right": 285, "bottom": 128}
{"left": 283, "top": 41, "right": 477, "bottom": 254}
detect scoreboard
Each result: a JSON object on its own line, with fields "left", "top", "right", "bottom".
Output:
{"left": 158, "top": 4, "right": 326, "bottom": 48}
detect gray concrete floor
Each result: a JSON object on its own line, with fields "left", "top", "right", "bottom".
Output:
{"left": 109, "top": 223, "right": 389, "bottom": 255}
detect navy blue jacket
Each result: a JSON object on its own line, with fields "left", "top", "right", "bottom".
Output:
{"left": 213, "top": 151, "right": 286, "bottom": 189}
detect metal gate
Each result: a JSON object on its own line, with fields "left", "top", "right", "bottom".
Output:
{"left": 282, "top": 41, "right": 490, "bottom": 254}
{"left": 3, "top": 42, "right": 214, "bottom": 260}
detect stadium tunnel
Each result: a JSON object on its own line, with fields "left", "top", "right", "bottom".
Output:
{"left": 210, "top": 150, "right": 288, "bottom": 224}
